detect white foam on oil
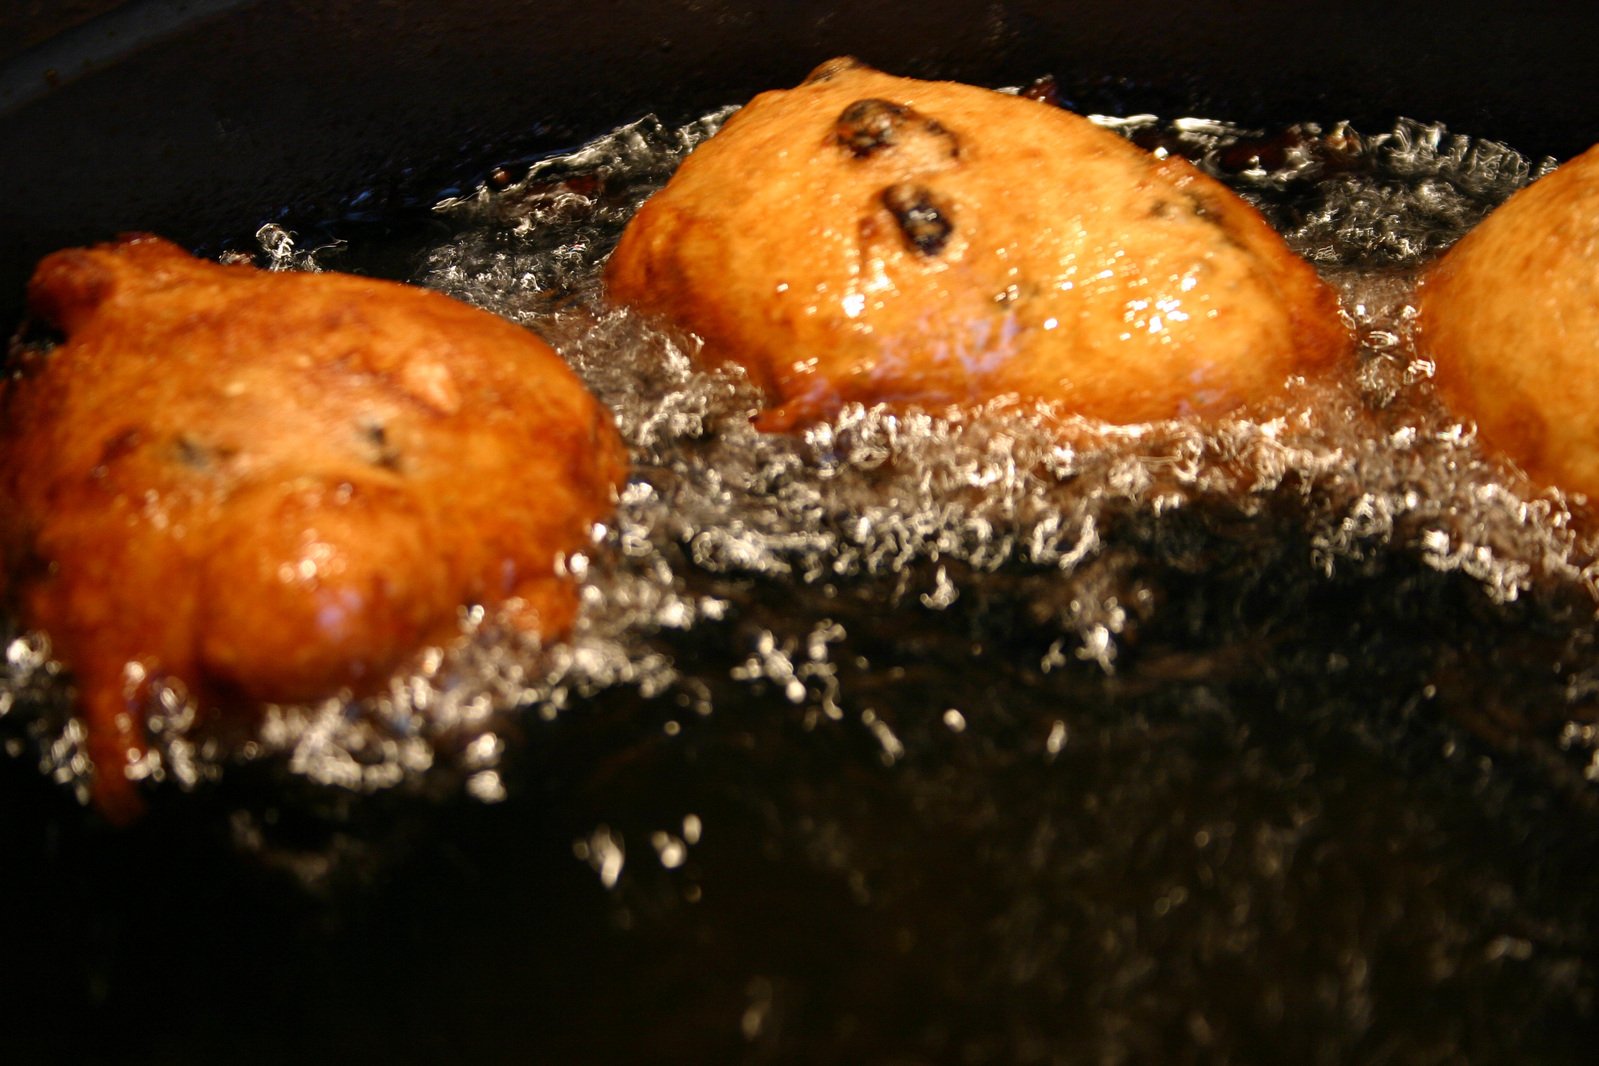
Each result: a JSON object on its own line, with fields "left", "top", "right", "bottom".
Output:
{"left": 7, "top": 107, "right": 1599, "bottom": 807}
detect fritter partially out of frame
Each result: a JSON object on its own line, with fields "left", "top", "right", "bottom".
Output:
{"left": 607, "top": 58, "right": 1348, "bottom": 431}
{"left": 1419, "top": 144, "right": 1599, "bottom": 500}
{"left": 0, "top": 235, "right": 627, "bottom": 819}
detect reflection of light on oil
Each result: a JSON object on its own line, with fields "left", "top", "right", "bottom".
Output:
{"left": 1486, "top": 935, "right": 1535, "bottom": 962}
{"left": 1559, "top": 720, "right": 1599, "bottom": 781}
{"left": 650, "top": 830, "right": 688, "bottom": 868}
{"left": 742, "top": 977, "right": 775, "bottom": 1040}
{"left": 1045, "top": 719, "right": 1068, "bottom": 760}
{"left": 919, "top": 565, "right": 959, "bottom": 609}
{"left": 1152, "top": 885, "right": 1189, "bottom": 917}
{"left": 465, "top": 731, "right": 502, "bottom": 766}
{"left": 574, "top": 825, "right": 625, "bottom": 889}
{"left": 861, "top": 708, "right": 904, "bottom": 765}
{"left": 466, "top": 770, "right": 505, "bottom": 802}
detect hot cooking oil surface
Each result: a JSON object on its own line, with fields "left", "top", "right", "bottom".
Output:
{"left": 4, "top": 107, "right": 1599, "bottom": 1062}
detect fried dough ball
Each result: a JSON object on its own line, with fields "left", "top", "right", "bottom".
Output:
{"left": 0, "top": 235, "right": 627, "bottom": 818}
{"left": 1417, "top": 144, "right": 1599, "bottom": 499}
{"left": 606, "top": 58, "right": 1347, "bottom": 431}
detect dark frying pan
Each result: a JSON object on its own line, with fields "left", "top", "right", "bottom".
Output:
{"left": 4, "top": 0, "right": 1597, "bottom": 321}
{"left": 3, "top": 3, "right": 1599, "bottom": 1062}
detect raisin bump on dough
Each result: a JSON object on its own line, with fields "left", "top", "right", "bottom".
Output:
{"left": 835, "top": 98, "right": 960, "bottom": 160}
{"left": 880, "top": 182, "right": 955, "bottom": 256}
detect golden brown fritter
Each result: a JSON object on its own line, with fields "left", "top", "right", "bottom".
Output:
{"left": 1418, "top": 144, "right": 1599, "bottom": 500}
{"left": 0, "top": 235, "right": 627, "bottom": 819}
{"left": 606, "top": 58, "right": 1348, "bottom": 431}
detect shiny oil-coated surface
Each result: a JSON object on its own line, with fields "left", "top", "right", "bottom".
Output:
{"left": 1421, "top": 145, "right": 1599, "bottom": 501}
{"left": 1, "top": 236, "right": 625, "bottom": 818}
{"left": 608, "top": 61, "right": 1346, "bottom": 429}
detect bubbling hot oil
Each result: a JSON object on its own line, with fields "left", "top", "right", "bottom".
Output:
{"left": 6, "top": 104, "right": 1599, "bottom": 1064}
{"left": 2, "top": 107, "right": 1598, "bottom": 820}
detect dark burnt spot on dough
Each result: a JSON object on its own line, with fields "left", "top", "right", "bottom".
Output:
{"left": 803, "top": 56, "right": 867, "bottom": 85}
{"left": 360, "top": 421, "right": 404, "bottom": 472}
{"left": 5, "top": 318, "right": 67, "bottom": 378}
{"left": 94, "top": 427, "right": 144, "bottom": 475}
{"left": 171, "top": 433, "right": 239, "bottom": 472}
{"left": 173, "top": 435, "right": 210, "bottom": 470}
{"left": 881, "top": 183, "right": 954, "bottom": 256}
{"left": 835, "top": 99, "right": 961, "bottom": 160}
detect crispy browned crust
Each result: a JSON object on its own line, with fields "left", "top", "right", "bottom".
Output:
{"left": 1, "top": 235, "right": 627, "bottom": 818}
{"left": 607, "top": 59, "right": 1348, "bottom": 429}
{"left": 1418, "top": 144, "right": 1599, "bottom": 500}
